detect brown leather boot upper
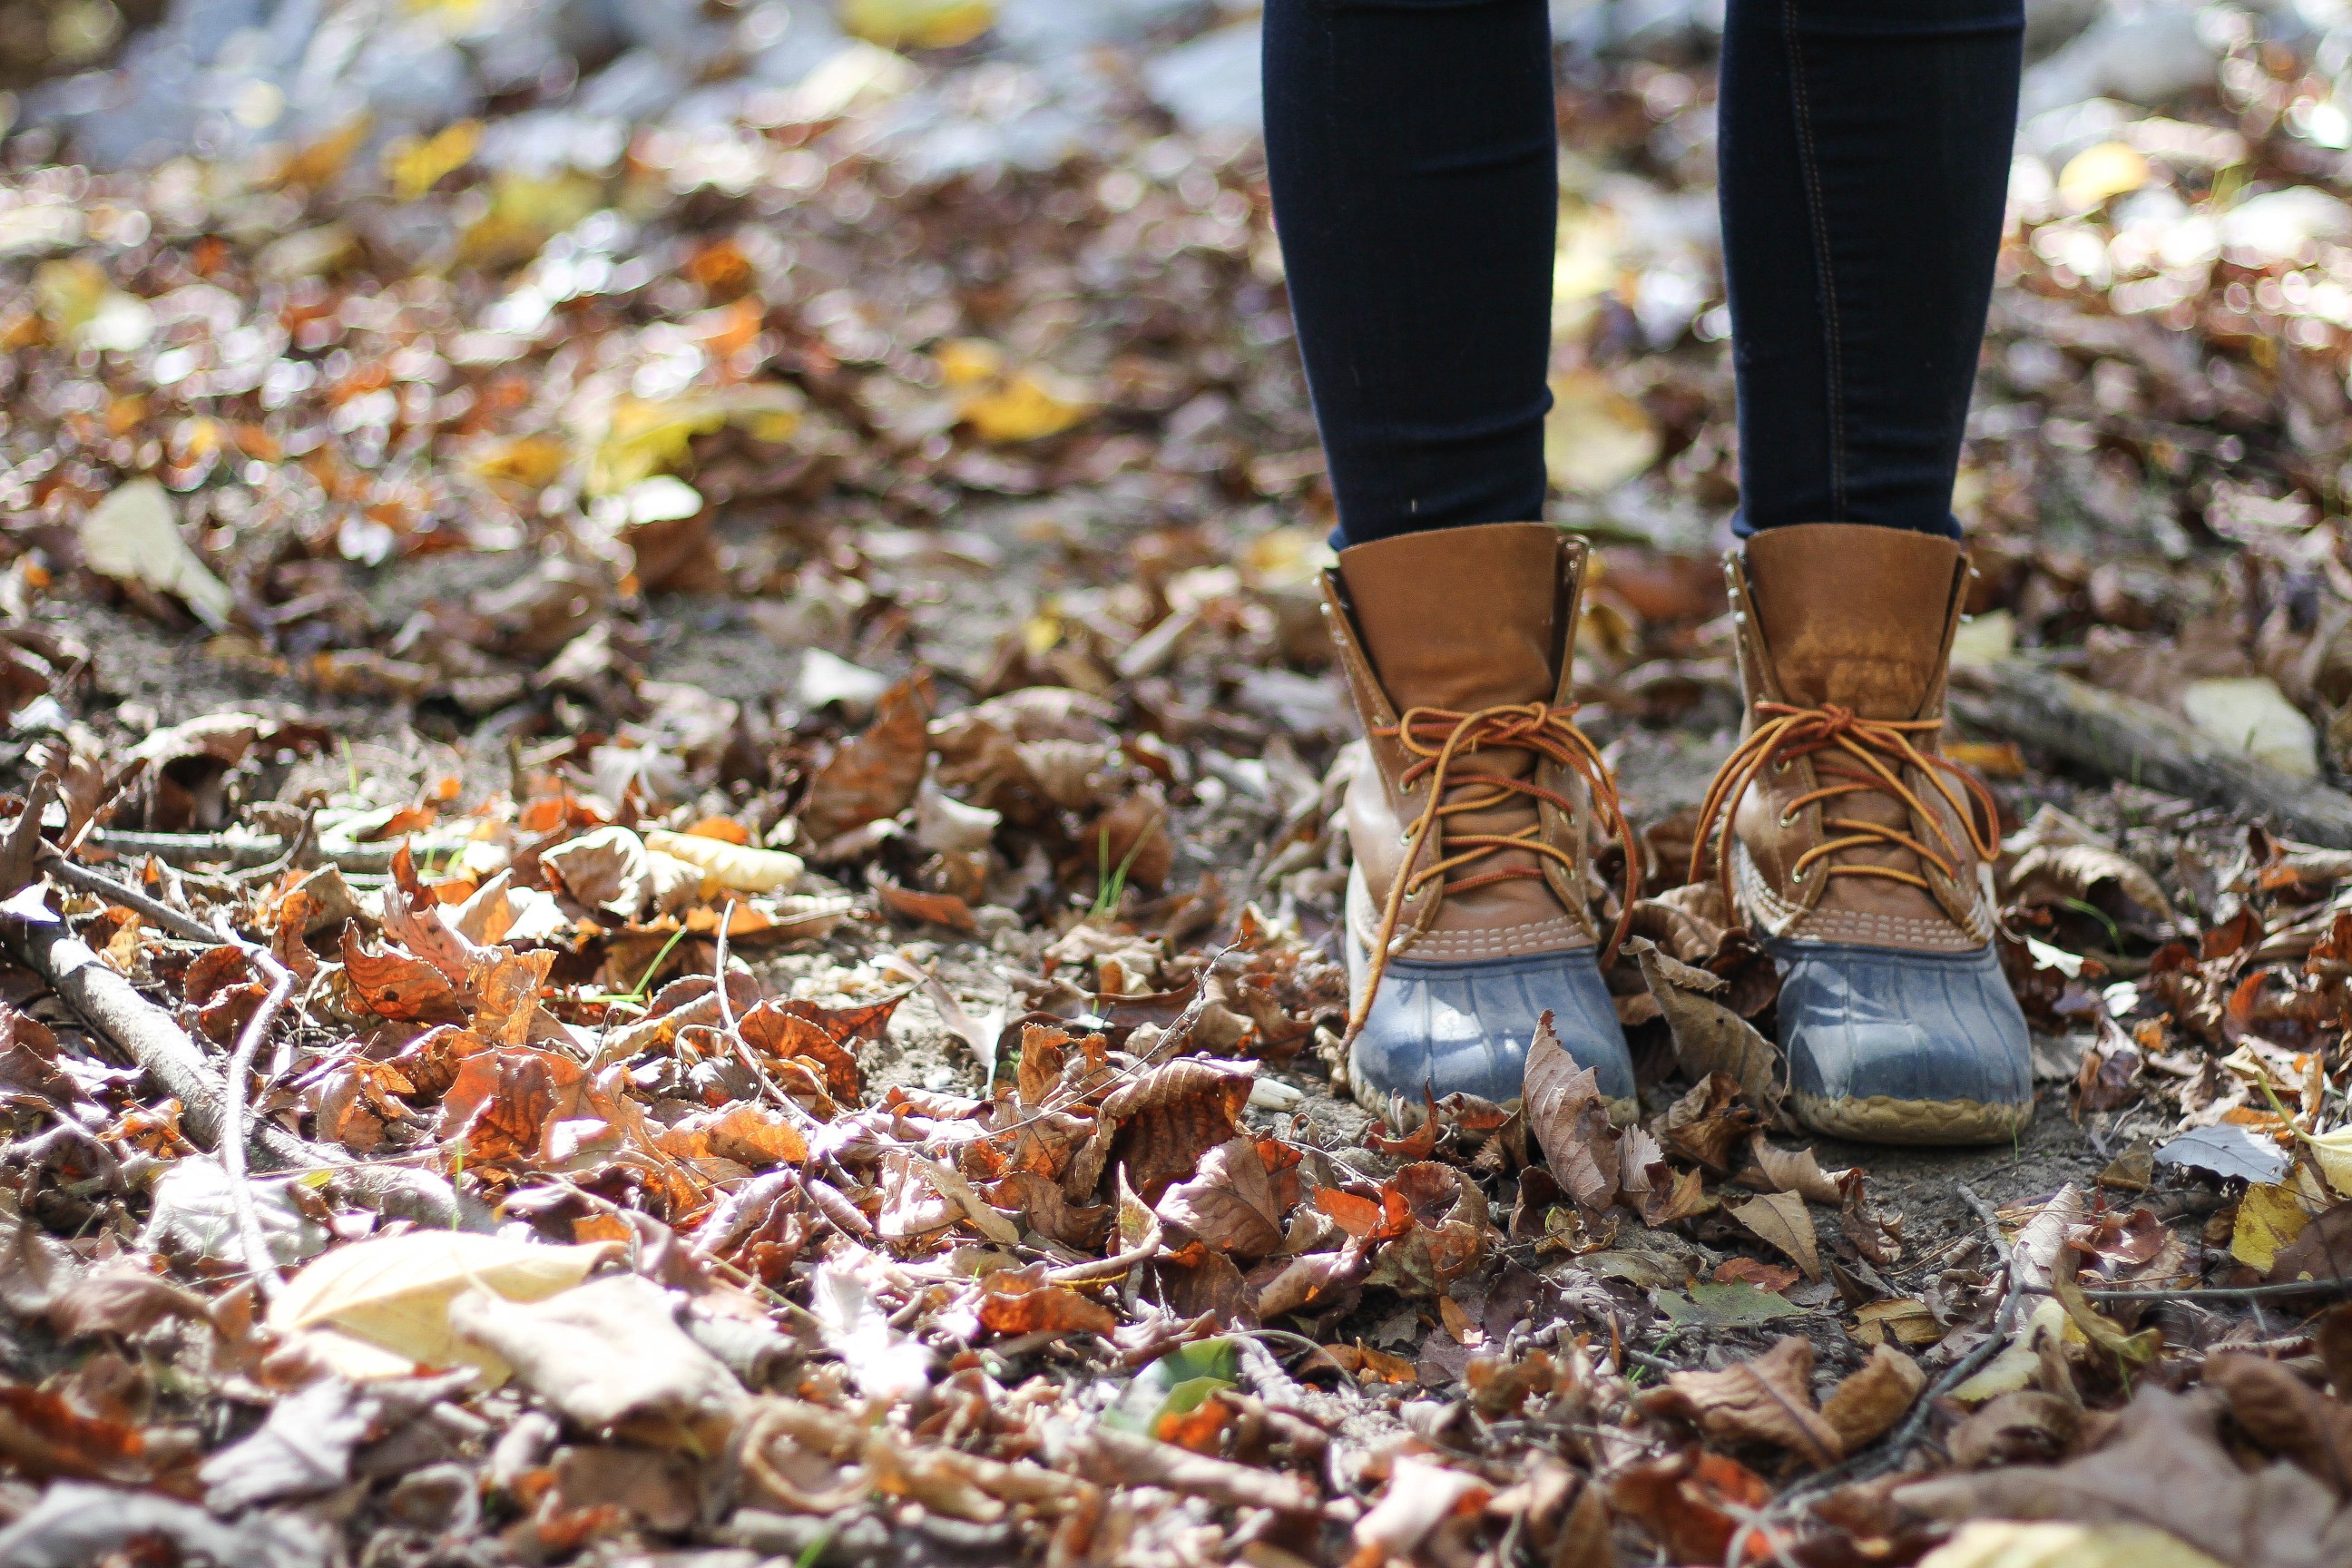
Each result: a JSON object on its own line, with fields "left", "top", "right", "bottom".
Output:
{"left": 1321, "top": 523, "right": 1628, "bottom": 985}
{"left": 1700, "top": 523, "right": 1998, "bottom": 952}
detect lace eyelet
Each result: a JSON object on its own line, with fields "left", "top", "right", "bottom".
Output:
{"left": 1778, "top": 810, "right": 1796, "bottom": 829}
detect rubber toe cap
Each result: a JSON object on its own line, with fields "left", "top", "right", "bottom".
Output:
{"left": 1346, "top": 933, "right": 1636, "bottom": 1115}
{"left": 1771, "top": 938, "right": 2032, "bottom": 1143}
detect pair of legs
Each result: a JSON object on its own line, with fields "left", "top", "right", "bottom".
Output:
{"left": 1264, "top": 0, "right": 2034, "bottom": 1143}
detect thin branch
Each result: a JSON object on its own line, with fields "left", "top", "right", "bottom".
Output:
{"left": 219, "top": 936, "right": 295, "bottom": 1302}
{"left": 42, "top": 849, "right": 224, "bottom": 944}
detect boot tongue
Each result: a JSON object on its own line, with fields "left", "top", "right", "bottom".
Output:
{"left": 1745, "top": 524, "right": 1962, "bottom": 720}
{"left": 1338, "top": 522, "right": 1560, "bottom": 711}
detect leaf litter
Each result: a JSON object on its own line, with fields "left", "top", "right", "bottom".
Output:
{"left": 11, "top": 3, "right": 2352, "bottom": 1566}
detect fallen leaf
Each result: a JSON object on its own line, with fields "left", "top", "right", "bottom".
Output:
{"left": 799, "top": 671, "right": 934, "bottom": 846}
{"left": 975, "top": 1270, "right": 1117, "bottom": 1336}
{"left": 2050, "top": 1261, "right": 2162, "bottom": 1372}
{"left": 1524, "top": 1014, "right": 1620, "bottom": 1210}
{"left": 1713, "top": 1257, "right": 1800, "bottom": 1292}
{"left": 643, "top": 828, "right": 805, "bottom": 895}
{"left": 1635, "top": 943, "right": 1785, "bottom": 1113}
{"left": 267, "top": 1232, "right": 619, "bottom": 1380}
{"left": 1652, "top": 1280, "right": 1804, "bottom": 1328}
{"left": 1729, "top": 1190, "right": 1820, "bottom": 1280}
{"left": 2269, "top": 1201, "right": 2352, "bottom": 1286}
{"left": 2182, "top": 677, "right": 2318, "bottom": 778}
{"left": 1153, "top": 1136, "right": 1286, "bottom": 1262}
{"left": 1351, "top": 1455, "right": 1493, "bottom": 1566}
{"left": 1898, "top": 1387, "right": 2340, "bottom": 1568}
{"left": 1947, "top": 1390, "right": 2082, "bottom": 1470}
{"left": 1644, "top": 1334, "right": 1841, "bottom": 1467}
{"left": 1819, "top": 1343, "right": 1926, "bottom": 1450}
{"left": 1747, "top": 1133, "right": 1849, "bottom": 1204}
{"left": 450, "top": 1273, "right": 746, "bottom": 1452}
{"left": 78, "top": 478, "right": 232, "bottom": 628}
{"left": 1920, "top": 1519, "right": 2229, "bottom": 1568}
{"left": 2234, "top": 1182, "right": 2314, "bottom": 1271}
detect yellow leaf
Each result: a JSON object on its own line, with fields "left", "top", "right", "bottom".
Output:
{"left": 385, "top": 119, "right": 481, "bottom": 201}
{"left": 272, "top": 113, "right": 373, "bottom": 190}
{"left": 1921, "top": 1520, "right": 2226, "bottom": 1568}
{"left": 958, "top": 369, "right": 1093, "bottom": 443}
{"left": 1851, "top": 1297, "right": 1944, "bottom": 1348}
{"left": 2230, "top": 1181, "right": 2312, "bottom": 1270}
{"left": 2051, "top": 1267, "right": 2161, "bottom": 1371}
{"left": 1949, "top": 1298, "right": 2067, "bottom": 1405}
{"left": 33, "top": 257, "right": 108, "bottom": 337}
{"left": 934, "top": 338, "right": 1004, "bottom": 387}
{"left": 2306, "top": 1125, "right": 2352, "bottom": 1199}
{"left": 643, "top": 828, "right": 806, "bottom": 894}
{"left": 457, "top": 169, "right": 603, "bottom": 270}
{"left": 80, "top": 479, "right": 234, "bottom": 628}
{"left": 1544, "top": 368, "right": 1658, "bottom": 495}
{"left": 2057, "top": 142, "right": 2151, "bottom": 213}
{"left": 838, "top": 0, "right": 995, "bottom": 50}
{"left": 268, "top": 1232, "right": 619, "bottom": 1380}
{"left": 584, "top": 386, "right": 805, "bottom": 495}
{"left": 466, "top": 434, "right": 569, "bottom": 491}
{"left": 2181, "top": 677, "right": 2318, "bottom": 779}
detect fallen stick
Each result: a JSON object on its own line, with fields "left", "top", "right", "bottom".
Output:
{"left": 5, "top": 914, "right": 458, "bottom": 1225}
{"left": 87, "top": 828, "right": 415, "bottom": 876}
{"left": 8, "top": 914, "right": 316, "bottom": 1171}
{"left": 1948, "top": 659, "right": 2352, "bottom": 848}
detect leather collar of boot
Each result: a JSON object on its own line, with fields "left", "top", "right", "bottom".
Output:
{"left": 1320, "top": 531, "right": 1602, "bottom": 945}
{"left": 1737, "top": 524, "right": 1967, "bottom": 721}
{"left": 1720, "top": 531, "right": 1988, "bottom": 932}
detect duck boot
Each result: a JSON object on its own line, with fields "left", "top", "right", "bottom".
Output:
{"left": 1321, "top": 522, "right": 1637, "bottom": 1125}
{"left": 1693, "top": 523, "right": 2032, "bottom": 1144}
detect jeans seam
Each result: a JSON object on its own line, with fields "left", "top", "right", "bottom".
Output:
{"left": 1780, "top": 0, "right": 1847, "bottom": 517}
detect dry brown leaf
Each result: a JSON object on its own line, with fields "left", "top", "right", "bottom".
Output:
{"left": 975, "top": 1269, "right": 1117, "bottom": 1337}
{"left": 1820, "top": 1343, "right": 1926, "bottom": 1450}
{"left": 1634, "top": 940, "right": 1785, "bottom": 1115}
{"left": 799, "top": 671, "right": 935, "bottom": 846}
{"left": 2205, "top": 1351, "right": 2352, "bottom": 1494}
{"left": 1729, "top": 1190, "right": 1821, "bottom": 1280}
{"left": 1748, "top": 1132, "right": 1850, "bottom": 1204}
{"left": 1097, "top": 1057, "right": 1255, "bottom": 1200}
{"left": 1153, "top": 1136, "right": 1285, "bottom": 1262}
{"left": 1646, "top": 1335, "right": 1841, "bottom": 1467}
{"left": 1947, "top": 1389, "right": 2082, "bottom": 1470}
{"left": 1897, "top": 1387, "right": 2350, "bottom": 1568}
{"left": 1524, "top": 1013, "right": 1620, "bottom": 1211}
{"left": 338, "top": 923, "right": 468, "bottom": 1024}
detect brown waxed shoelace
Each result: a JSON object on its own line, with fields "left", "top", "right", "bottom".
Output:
{"left": 1347, "top": 701, "right": 1636, "bottom": 1041}
{"left": 1690, "top": 701, "right": 2000, "bottom": 914}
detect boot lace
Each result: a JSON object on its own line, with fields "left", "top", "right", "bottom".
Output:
{"left": 1690, "top": 701, "right": 1999, "bottom": 913}
{"left": 1348, "top": 701, "right": 1635, "bottom": 1040}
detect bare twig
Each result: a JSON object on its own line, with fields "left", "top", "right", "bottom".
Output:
{"left": 2064, "top": 1278, "right": 2352, "bottom": 1304}
{"left": 1046, "top": 1225, "right": 1164, "bottom": 1285}
{"left": 41, "top": 848, "right": 224, "bottom": 944}
{"left": 218, "top": 936, "right": 294, "bottom": 1301}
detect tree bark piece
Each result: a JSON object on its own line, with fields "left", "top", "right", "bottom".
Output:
{"left": 1949, "top": 660, "right": 2352, "bottom": 848}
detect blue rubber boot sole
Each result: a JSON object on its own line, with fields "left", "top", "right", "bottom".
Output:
{"left": 1769, "top": 937, "right": 2034, "bottom": 1145}
{"left": 1344, "top": 926, "right": 1637, "bottom": 1126}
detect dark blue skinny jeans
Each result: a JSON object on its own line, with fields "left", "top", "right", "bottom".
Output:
{"left": 1262, "top": 0, "right": 2024, "bottom": 545}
